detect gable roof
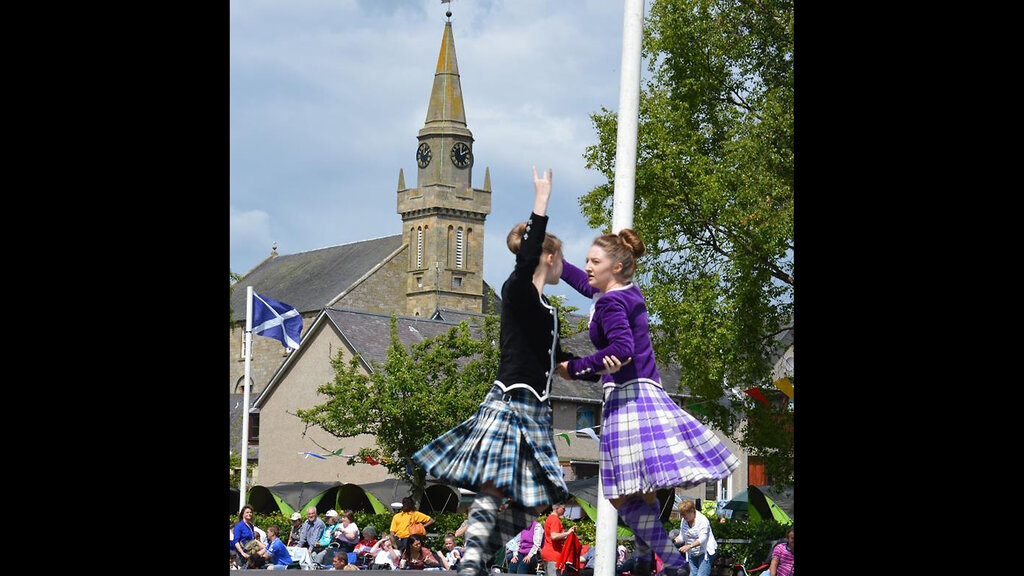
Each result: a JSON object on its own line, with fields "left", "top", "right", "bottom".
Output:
{"left": 230, "top": 235, "right": 405, "bottom": 320}
{"left": 252, "top": 306, "right": 486, "bottom": 409}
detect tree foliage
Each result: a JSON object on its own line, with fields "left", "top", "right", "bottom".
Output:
{"left": 547, "top": 293, "right": 588, "bottom": 338}
{"left": 295, "top": 315, "right": 500, "bottom": 504}
{"left": 582, "top": 0, "right": 793, "bottom": 485}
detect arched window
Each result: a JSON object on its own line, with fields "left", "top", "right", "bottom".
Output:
{"left": 456, "top": 227, "right": 464, "bottom": 269}
{"left": 416, "top": 227, "right": 423, "bottom": 269}
{"left": 447, "top": 225, "right": 454, "bottom": 267}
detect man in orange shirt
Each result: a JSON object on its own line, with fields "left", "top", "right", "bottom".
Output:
{"left": 541, "top": 502, "right": 575, "bottom": 576}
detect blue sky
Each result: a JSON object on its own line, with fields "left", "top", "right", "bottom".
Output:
{"left": 230, "top": 0, "right": 652, "bottom": 312}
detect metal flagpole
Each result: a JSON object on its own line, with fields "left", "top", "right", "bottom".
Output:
{"left": 596, "top": 1, "right": 644, "bottom": 576}
{"left": 240, "top": 286, "right": 254, "bottom": 512}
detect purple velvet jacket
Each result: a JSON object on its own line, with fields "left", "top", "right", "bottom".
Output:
{"left": 560, "top": 259, "right": 661, "bottom": 389}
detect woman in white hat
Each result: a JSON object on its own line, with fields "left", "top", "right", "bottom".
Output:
{"left": 287, "top": 511, "right": 303, "bottom": 546}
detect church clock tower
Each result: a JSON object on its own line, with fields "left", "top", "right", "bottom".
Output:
{"left": 398, "top": 20, "right": 491, "bottom": 317}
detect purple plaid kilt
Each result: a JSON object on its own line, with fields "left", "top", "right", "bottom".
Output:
{"left": 600, "top": 378, "right": 740, "bottom": 498}
{"left": 412, "top": 383, "right": 569, "bottom": 508}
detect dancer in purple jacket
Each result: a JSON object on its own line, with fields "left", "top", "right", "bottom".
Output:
{"left": 556, "top": 229, "right": 740, "bottom": 570}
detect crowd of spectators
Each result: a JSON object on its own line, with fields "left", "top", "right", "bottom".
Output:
{"left": 230, "top": 498, "right": 791, "bottom": 574}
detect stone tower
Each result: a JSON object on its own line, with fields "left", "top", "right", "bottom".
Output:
{"left": 398, "top": 21, "right": 492, "bottom": 317}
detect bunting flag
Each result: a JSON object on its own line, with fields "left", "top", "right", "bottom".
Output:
{"left": 295, "top": 447, "right": 394, "bottom": 465}
{"left": 744, "top": 387, "right": 770, "bottom": 408}
{"left": 557, "top": 433, "right": 571, "bottom": 447}
{"left": 773, "top": 377, "right": 794, "bottom": 399}
{"left": 578, "top": 427, "right": 600, "bottom": 444}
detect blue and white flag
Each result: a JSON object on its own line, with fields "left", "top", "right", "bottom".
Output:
{"left": 252, "top": 291, "right": 303, "bottom": 349}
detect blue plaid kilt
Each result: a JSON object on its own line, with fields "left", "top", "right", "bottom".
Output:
{"left": 600, "top": 379, "right": 741, "bottom": 498}
{"left": 412, "top": 382, "right": 568, "bottom": 508}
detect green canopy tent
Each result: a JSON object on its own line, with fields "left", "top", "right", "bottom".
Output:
{"left": 346, "top": 479, "right": 462, "bottom": 515}
{"left": 722, "top": 485, "right": 792, "bottom": 524}
{"left": 247, "top": 481, "right": 341, "bottom": 517}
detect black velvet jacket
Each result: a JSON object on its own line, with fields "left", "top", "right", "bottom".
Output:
{"left": 494, "top": 212, "right": 582, "bottom": 401}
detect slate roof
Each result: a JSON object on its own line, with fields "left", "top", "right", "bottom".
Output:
{"left": 323, "top": 307, "right": 481, "bottom": 368}
{"left": 230, "top": 235, "right": 405, "bottom": 320}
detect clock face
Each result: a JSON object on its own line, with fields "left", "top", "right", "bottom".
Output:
{"left": 450, "top": 142, "right": 473, "bottom": 169}
{"left": 416, "top": 143, "right": 432, "bottom": 169}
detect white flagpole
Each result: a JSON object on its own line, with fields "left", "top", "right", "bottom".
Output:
{"left": 240, "top": 286, "right": 254, "bottom": 512}
{"left": 597, "top": 2, "right": 644, "bottom": 576}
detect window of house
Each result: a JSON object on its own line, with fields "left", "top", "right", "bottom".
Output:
{"left": 704, "top": 475, "right": 731, "bottom": 502}
{"left": 452, "top": 276, "right": 462, "bottom": 288}
{"left": 576, "top": 406, "right": 596, "bottom": 434}
{"left": 416, "top": 276, "right": 423, "bottom": 288}
{"left": 248, "top": 413, "right": 260, "bottom": 444}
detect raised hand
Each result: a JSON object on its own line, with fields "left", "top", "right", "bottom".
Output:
{"left": 532, "top": 166, "right": 553, "bottom": 216}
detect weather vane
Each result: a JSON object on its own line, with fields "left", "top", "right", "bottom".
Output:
{"left": 442, "top": 0, "right": 453, "bottom": 20}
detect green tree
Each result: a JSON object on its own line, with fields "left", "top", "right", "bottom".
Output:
{"left": 581, "top": 0, "right": 793, "bottom": 485}
{"left": 547, "top": 294, "right": 588, "bottom": 338}
{"left": 295, "top": 315, "right": 500, "bottom": 504}
{"left": 230, "top": 448, "right": 256, "bottom": 489}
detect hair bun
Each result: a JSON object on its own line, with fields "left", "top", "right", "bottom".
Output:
{"left": 618, "top": 228, "right": 646, "bottom": 259}
{"left": 506, "top": 222, "right": 527, "bottom": 254}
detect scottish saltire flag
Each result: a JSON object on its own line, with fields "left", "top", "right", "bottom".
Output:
{"left": 252, "top": 292, "right": 303, "bottom": 349}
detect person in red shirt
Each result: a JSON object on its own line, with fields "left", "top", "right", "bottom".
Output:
{"left": 540, "top": 502, "right": 575, "bottom": 576}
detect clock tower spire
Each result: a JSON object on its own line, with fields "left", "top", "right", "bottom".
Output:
{"left": 398, "top": 20, "right": 491, "bottom": 318}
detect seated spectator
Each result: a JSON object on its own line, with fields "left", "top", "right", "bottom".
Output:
{"left": 288, "top": 512, "right": 303, "bottom": 546}
{"left": 335, "top": 510, "right": 361, "bottom": 555}
{"left": 506, "top": 520, "right": 544, "bottom": 574}
{"left": 254, "top": 525, "right": 269, "bottom": 547}
{"left": 260, "top": 525, "right": 294, "bottom": 570}
{"left": 578, "top": 543, "right": 594, "bottom": 576}
{"left": 441, "top": 533, "right": 463, "bottom": 571}
{"left": 313, "top": 510, "right": 342, "bottom": 566}
{"left": 370, "top": 537, "right": 401, "bottom": 570}
{"left": 401, "top": 534, "right": 442, "bottom": 570}
{"left": 764, "top": 527, "right": 793, "bottom": 576}
{"left": 356, "top": 525, "right": 380, "bottom": 567}
{"left": 331, "top": 553, "right": 362, "bottom": 571}
{"left": 299, "top": 507, "right": 328, "bottom": 560}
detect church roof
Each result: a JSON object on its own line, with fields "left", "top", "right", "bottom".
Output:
{"left": 421, "top": 21, "right": 469, "bottom": 138}
{"left": 230, "top": 235, "right": 404, "bottom": 320}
